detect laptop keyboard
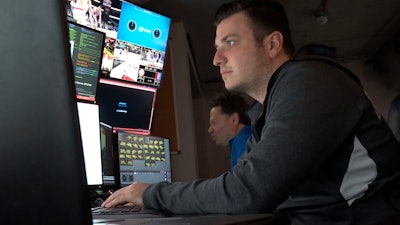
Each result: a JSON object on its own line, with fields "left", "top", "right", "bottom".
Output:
{"left": 91, "top": 205, "right": 142, "bottom": 215}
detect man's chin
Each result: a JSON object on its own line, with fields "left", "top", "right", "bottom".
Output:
{"left": 223, "top": 83, "right": 236, "bottom": 91}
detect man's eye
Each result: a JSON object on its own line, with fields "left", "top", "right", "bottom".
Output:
{"left": 227, "top": 40, "right": 235, "bottom": 46}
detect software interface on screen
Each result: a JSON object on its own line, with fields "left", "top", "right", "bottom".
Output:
{"left": 116, "top": 130, "right": 172, "bottom": 187}
{"left": 96, "top": 78, "right": 157, "bottom": 135}
{"left": 67, "top": 0, "right": 171, "bottom": 88}
{"left": 68, "top": 21, "right": 105, "bottom": 102}
{"left": 77, "top": 102, "right": 103, "bottom": 186}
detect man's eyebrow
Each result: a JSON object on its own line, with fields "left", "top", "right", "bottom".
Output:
{"left": 215, "top": 34, "right": 239, "bottom": 48}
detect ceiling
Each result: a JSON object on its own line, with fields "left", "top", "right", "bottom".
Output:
{"left": 135, "top": 0, "right": 400, "bottom": 96}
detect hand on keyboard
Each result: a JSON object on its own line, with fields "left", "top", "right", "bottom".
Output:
{"left": 91, "top": 205, "right": 142, "bottom": 215}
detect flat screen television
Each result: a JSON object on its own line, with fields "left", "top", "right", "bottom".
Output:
{"left": 68, "top": 21, "right": 105, "bottom": 102}
{"left": 101, "top": 1, "right": 171, "bottom": 88}
{"left": 66, "top": 0, "right": 171, "bottom": 88}
{"left": 96, "top": 78, "right": 157, "bottom": 135}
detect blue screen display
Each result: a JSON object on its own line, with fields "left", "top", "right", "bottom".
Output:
{"left": 117, "top": 2, "right": 171, "bottom": 52}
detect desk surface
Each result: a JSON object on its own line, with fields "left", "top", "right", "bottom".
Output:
{"left": 93, "top": 214, "right": 273, "bottom": 225}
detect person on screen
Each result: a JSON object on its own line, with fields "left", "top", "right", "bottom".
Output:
{"left": 208, "top": 93, "right": 251, "bottom": 171}
{"left": 109, "top": 52, "right": 140, "bottom": 82}
{"left": 66, "top": 0, "right": 74, "bottom": 18}
{"left": 102, "top": 0, "right": 400, "bottom": 224}
{"left": 71, "top": 0, "right": 92, "bottom": 24}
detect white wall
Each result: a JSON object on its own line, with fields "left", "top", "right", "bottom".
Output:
{"left": 168, "top": 22, "right": 199, "bottom": 181}
{"left": 168, "top": 22, "right": 231, "bottom": 180}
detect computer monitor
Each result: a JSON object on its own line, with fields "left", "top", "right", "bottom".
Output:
{"left": 1, "top": 1, "right": 92, "bottom": 224}
{"left": 96, "top": 78, "right": 157, "bottom": 135}
{"left": 115, "top": 130, "right": 172, "bottom": 187}
{"left": 68, "top": 21, "right": 105, "bottom": 102}
{"left": 102, "top": 1, "right": 171, "bottom": 88}
{"left": 67, "top": 0, "right": 171, "bottom": 88}
{"left": 77, "top": 102, "right": 103, "bottom": 186}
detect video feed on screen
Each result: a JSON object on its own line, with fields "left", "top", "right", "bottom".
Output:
{"left": 66, "top": 0, "right": 171, "bottom": 88}
{"left": 66, "top": 0, "right": 121, "bottom": 38}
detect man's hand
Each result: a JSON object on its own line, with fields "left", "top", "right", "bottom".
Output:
{"left": 101, "top": 182, "right": 150, "bottom": 208}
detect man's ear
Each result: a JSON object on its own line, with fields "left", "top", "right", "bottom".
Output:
{"left": 265, "top": 31, "right": 284, "bottom": 58}
{"left": 231, "top": 112, "right": 240, "bottom": 125}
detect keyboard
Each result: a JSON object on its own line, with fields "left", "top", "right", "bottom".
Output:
{"left": 91, "top": 205, "right": 142, "bottom": 215}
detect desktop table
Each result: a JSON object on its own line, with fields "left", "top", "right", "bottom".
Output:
{"left": 94, "top": 214, "right": 273, "bottom": 225}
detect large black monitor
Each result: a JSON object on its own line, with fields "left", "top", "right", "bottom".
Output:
{"left": 1, "top": 1, "right": 91, "bottom": 224}
{"left": 96, "top": 78, "right": 157, "bottom": 135}
{"left": 68, "top": 21, "right": 105, "bottom": 102}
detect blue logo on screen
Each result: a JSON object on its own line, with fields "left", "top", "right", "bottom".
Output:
{"left": 117, "top": 2, "right": 171, "bottom": 52}
{"left": 116, "top": 102, "right": 128, "bottom": 113}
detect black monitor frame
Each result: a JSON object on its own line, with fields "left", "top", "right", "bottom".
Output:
{"left": 1, "top": 1, "right": 92, "bottom": 224}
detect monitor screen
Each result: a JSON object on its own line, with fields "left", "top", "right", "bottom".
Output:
{"left": 116, "top": 131, "right": 172, "bottom": 187}
{"left": 100, "top": 1, "right": 171, "bottom": 88}
{"left": 68, "top": 21, "right": 105, "bottom": 102}
{"left": 77, "top": 102, "right": 103, "bottom": 186}
{"left": 96, "top": 78, "right": 157, "bottom": 135}
{"left": 66, "top": 0, "right": 171, "bottom": 88}
{"left": 66, "top": 0, "right": 122, "bottom": 38}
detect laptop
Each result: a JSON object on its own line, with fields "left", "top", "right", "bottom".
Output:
{"left": 114, "top": 130, "right": 172, "bottom": 188}
{"left": 91, "top": 130, "right": 173, "bottom": 219}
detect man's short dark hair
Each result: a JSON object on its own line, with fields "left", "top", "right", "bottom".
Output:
{"left": 214, "top": 0, "right": 295, "bottom": 56}
{"left": 210, "top": 93, "right": 251, "bottom": 125}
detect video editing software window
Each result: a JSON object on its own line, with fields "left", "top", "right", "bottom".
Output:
{"left": 116, "top": 130, "right": 172, "bottom": 187}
